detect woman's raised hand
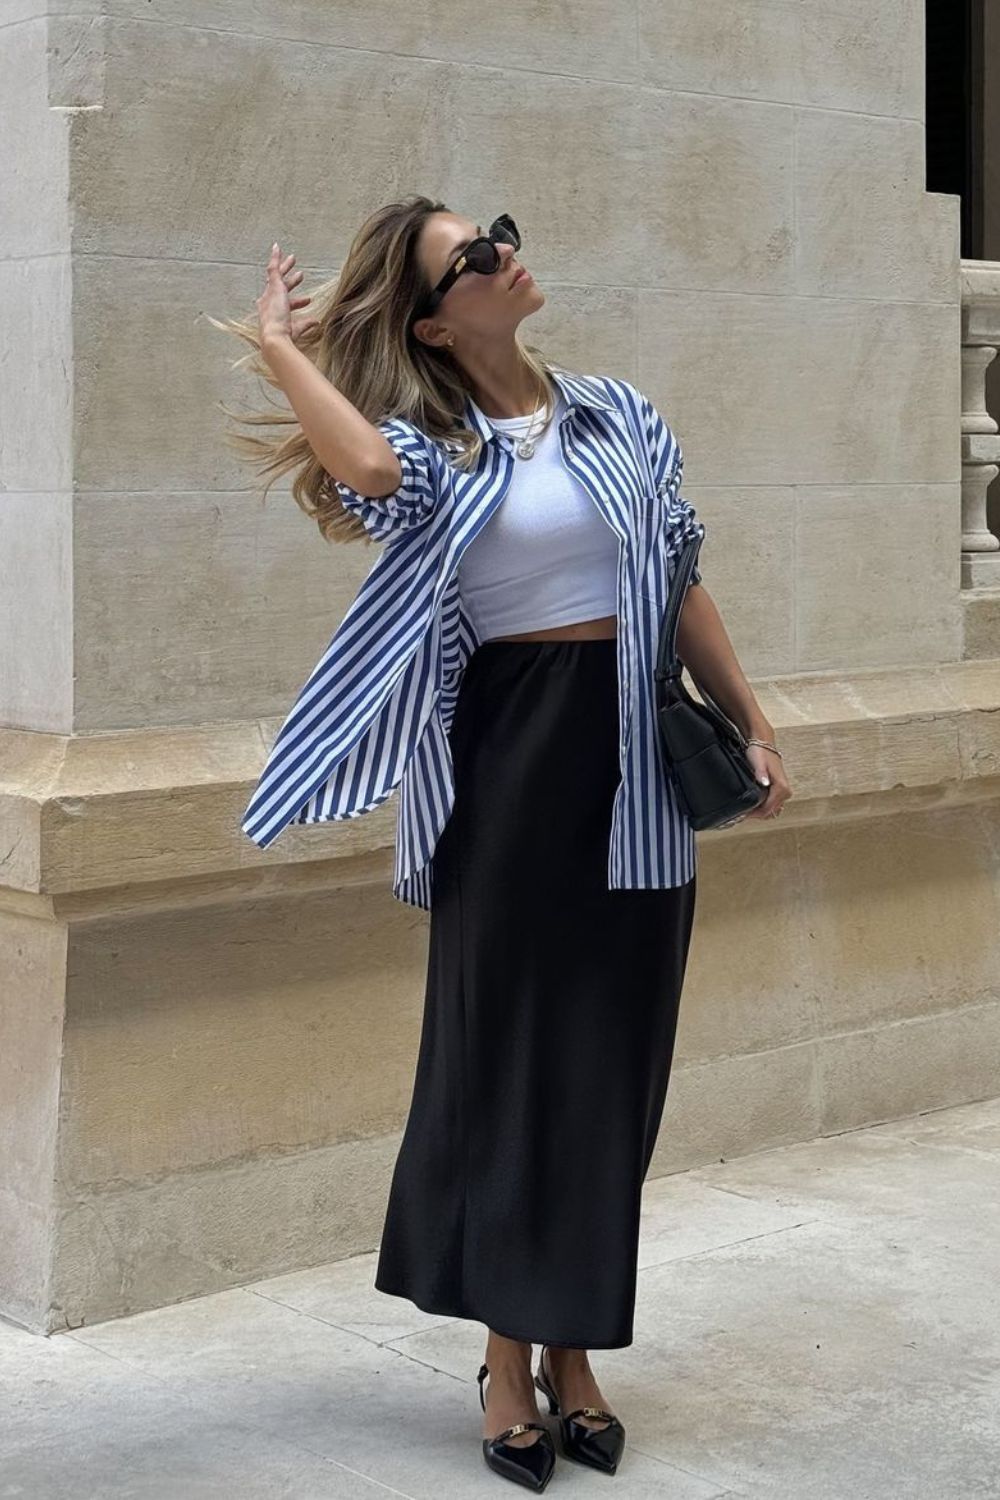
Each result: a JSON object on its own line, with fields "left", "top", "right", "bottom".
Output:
{"left": 256, "top": 241, "right": 319, "bottom": 351}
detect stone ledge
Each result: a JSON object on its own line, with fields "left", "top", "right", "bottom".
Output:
{"left": 3, "top": 657, "right": 1000, "bottom": 908}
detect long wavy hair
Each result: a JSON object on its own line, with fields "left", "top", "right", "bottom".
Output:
{"left": 205, "top": 194, "right": 558, "bottom": 545}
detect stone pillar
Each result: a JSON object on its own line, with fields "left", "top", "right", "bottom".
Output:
{"left": 960, "top": 261, "right": 1000, "bottom": 586}
{"left": 0, "top": 4, "right": 424, "bottom": 1335}
{"left": 1, "top": 2, "right": 76, "bottom": 1334}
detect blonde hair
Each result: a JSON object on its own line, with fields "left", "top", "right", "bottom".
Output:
{"left": 205, "top": 194, "right": 558, "bottom": 545}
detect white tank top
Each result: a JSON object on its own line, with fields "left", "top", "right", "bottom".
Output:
{"left": 457, "top": 392, "right": 619, "bottom": 640}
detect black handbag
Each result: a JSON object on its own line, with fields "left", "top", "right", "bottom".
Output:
{"left": 653, "top": 531, "right": 768, "bottom": 830}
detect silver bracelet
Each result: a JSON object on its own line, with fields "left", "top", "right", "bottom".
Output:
{"left": 746, "top": 736, "right": 783, "bottom": 759}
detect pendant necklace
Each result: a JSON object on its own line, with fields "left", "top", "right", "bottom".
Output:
{"left": 512, "top": 375, "right": 551, "bottom": 459}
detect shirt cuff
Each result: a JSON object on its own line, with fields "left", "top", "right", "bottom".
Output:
{"left": 330, "top": 420, "right": 438, "bottom": 543}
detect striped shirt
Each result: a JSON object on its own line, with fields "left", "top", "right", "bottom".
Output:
{"left": 240, "top": 367, "right": 706, "bottom": 909}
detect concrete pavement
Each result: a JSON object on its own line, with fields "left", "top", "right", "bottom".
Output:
{"left": 3, "top": 1095, "right": 999, "bottom": 1498}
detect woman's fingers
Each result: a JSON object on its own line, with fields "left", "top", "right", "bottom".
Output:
{"left": 273, "top": 248, "right": 303, "bottom": 293}
{"left": 257, "top": 243, "right": 298, "bottom": 344}
{"left": 290, "top": 315, "right": 320, "bottom": 341}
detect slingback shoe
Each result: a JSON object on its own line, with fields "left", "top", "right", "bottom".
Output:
{"left": 477, "top": 1362, "right": 556, "bottom": 1492}
{"left": 533, "top": 1346, "right": 626, "bottom": 1476}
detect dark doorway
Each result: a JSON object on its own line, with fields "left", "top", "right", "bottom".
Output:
{"left": 925, "top": 0, "right": 983, "bottom": 259}
{"left": 928, "top": 0, "right": 1000, "bottom": 527}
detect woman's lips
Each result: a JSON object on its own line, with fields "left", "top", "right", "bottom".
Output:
{"left": 511, "top": 267, "right": 532, "bottom": 287}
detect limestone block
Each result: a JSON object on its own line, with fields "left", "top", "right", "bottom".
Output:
{"left": 444, "top": 68, "right": 644, "bottom": 287}
{"left": 795, "top": 808, "right": 1000, "bottom": 1035}
{"left": 0, "top": 494, "right": 74, "bottom": 733}
{"left": 68, "top": 31, "right": 453, "bottom": 266}
{"left": 653, "top": 800, "right": 1000, "bottom": 1122}
{"left": 677, "top": 486, "right": 796, "bottom": 679}
{"left": 796, "top": 0, "right": 924, "bottom": 118}
{"left": 73, "top": 255, "right": 311, "bottom": 495}
{"left": 962, "top": 555, "right": 1000, "bottom": 590}
{"left": 796, "top": 113, "right": 959, "bottom": 301}
{"left": 817, "top": 999, "right": 1000, "bottom": 1134}
{"left": 0, "top": 909, "right": 67, "bottom": 1329}
{"left": 94, "top": 0, "right": 638, "bottom": 84}
{"left": 514, "top": 284, "right": 636, "bottom": 384}
{"left": 49, "top": 1131, "right": 405, "bottom": 1330}
{"left": 0, "top": 15, "right": 71, "bottom": 257}
{"left": 638, "top": 292, "right": 958, "bottom": 490}
{"left": 397, "top": 0, "right": 636, "bottom": 80}
{"left": 962, "top": 590, "right": 1000, "bottom": 659}
{"left": 640, "top": 0, "right": 923, "bottom": 119}
{"left": 60, "top": 881, "right": 428, "bottom": 1190}
{"left": 653, "top": 1041, "right": 821, "bottom": 1176}
{"left": 670, "top": 819, "right": 819, "bottom": 1062}
{"left": 0, "top": 260, "right": 73, "bottom": 496}
{"left": 47, "top": 13, "right": 109, "bottom": 111}
{"left": 795, "top": 484, "right": 962, "bottom": 671}
{"left": 73, "top": 486, "right": 374, "bottom": 731}
{"left": 639, "top": 90, "right": 795, "bottom": 294}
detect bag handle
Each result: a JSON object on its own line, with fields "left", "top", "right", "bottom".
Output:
{"left": 617, "top": 395, "right": 743, "bottom": 739}
{"left": 654, "top": 533, "right": 702, "bottom": 683}
{"left": 617, "top": 395, "right": 705, "bottom": 683}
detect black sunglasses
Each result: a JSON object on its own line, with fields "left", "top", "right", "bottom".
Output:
{"left": 411, "top": 214, "right": 521, "bottom": 325}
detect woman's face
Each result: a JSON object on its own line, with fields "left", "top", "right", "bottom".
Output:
{"left": 411, "top": 212, "right": 544, "bottom": 350}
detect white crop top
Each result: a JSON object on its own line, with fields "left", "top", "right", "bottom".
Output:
{"left": 457, "top": 392, "right": 620, "bottom": 640}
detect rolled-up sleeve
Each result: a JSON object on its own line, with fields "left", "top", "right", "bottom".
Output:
{"left": 630, "top": 385, "right": 705, "bottom": 584}
{"left": 329, "top": 417, "right": 441, "bottom": 544}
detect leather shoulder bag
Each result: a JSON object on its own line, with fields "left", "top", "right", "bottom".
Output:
{"left": 653, "top": 531, "right": 767, "bottom": 829}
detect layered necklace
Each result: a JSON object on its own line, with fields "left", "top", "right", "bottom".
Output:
{"left": 507, "top": 373, "right": 552, "bottom": 459}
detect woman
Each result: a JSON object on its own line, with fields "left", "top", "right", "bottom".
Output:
{"left": 214, "top": 196, "right": 791, "bottom": 1491}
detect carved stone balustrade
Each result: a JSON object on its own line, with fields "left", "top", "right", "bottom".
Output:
{"left": 961, "top": 260, "right": 1000, "bottom": 588}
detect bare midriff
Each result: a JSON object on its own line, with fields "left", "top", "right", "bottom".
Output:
{"left": 486, "top": 613, "right": 618, "bottom": 642}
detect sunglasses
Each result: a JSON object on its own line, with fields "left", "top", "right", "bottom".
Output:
{"left": 411, "top": 214, "right": 521, "bottom": 325}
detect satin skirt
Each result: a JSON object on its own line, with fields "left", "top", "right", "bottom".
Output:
{"left": 374, "top": 637, "right": 697, "bottom": 1349}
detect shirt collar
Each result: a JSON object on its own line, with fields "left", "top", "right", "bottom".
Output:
{"left": 460, "top": 366, "right": 617, "bottom": 447}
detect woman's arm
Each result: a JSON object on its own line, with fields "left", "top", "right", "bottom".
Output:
{"left": 263, "top": 334, "right": 440, "bottom": 541}
{"left": 262, "top": 333, "right": 402, "bottom": 496}
{"left": 675, "top": 582, "right": 774, "bottom": 741}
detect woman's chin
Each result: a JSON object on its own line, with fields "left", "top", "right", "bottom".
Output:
{"left": 515, "top": 285, "right": 545, "bottom": 319}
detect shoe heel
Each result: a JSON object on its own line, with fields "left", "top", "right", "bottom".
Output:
{"left": 533, "top": 1374, "right": 559, "bottom": 1416}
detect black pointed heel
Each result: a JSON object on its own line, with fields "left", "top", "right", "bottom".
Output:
{"left": 533, "top": 1345, "right": 626, "bottom": 1475}
{"left": 477, "top": 1362, "right": 556, "bottom": 1491}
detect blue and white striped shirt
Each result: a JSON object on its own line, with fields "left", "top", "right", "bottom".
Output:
{"left": 240, "top": 367, "right": 706, "bottom": 909}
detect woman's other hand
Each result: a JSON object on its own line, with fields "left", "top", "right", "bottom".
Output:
{"left": 256, "top": 241, "right": 319, "bottom": 356}
{"left": 744, "top": 744, "right": 792, "bottom": 821}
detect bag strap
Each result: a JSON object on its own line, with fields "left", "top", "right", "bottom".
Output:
{"left": 654, "top": 534, "right": 703, "bottom": 684}
{"left": 615, "top": 393, "right": 704, "bottom": 686}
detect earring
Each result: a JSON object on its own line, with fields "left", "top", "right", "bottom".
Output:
{"left": 447, "top": 335, "right": 455, "bottom": 346}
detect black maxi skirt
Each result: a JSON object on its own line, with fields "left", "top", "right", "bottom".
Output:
{"left": 374, "top": 637, "right": 698, "bottom": 1349}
